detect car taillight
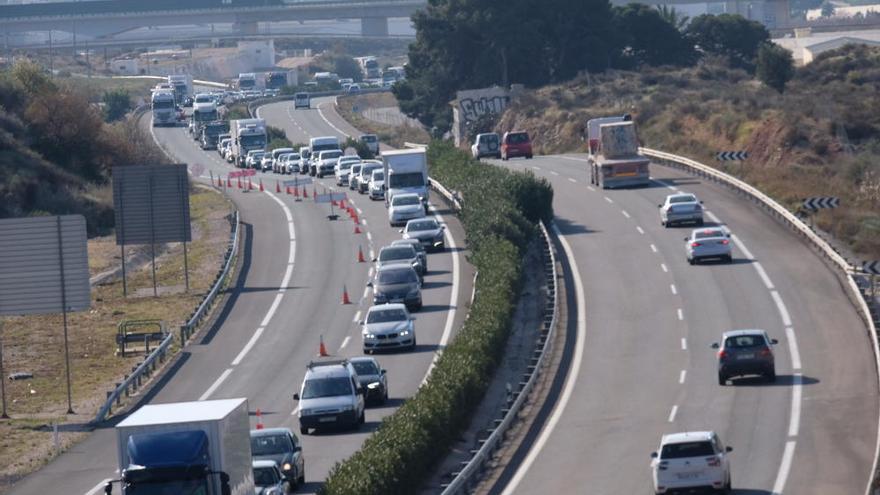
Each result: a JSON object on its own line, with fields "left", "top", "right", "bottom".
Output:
{"left": 719, "top": 239, "right": 729, "bottom": 245}
{"left": 706, "top": 457, "right": 721, "bottom": 467}
{"left": 760, "top": 347, "right": 772, "bottom": 357}
{"left": 718, "top": 350, "right": 728, "bottom": 360}
{"left": 691, "top": 242, "right": 701, "bottom": 248}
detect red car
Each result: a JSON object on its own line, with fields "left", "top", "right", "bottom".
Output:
{"left": 501, "top": 131, "right": 533, "bottom": 160}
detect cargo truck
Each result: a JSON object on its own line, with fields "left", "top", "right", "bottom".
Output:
{"left": 587, "top": 119, "right": 650, "bottom": 189}
{"left": 103, "top": 398, "right": 254, "bottom": 495}
{"left": 190, "top": 100, "right": 220, "bottom": 139}
{"left": 231, "top": 118, "right": 267, "bottom": 168}
{"left": 201, "top": 121, "right": 231, "bottom": 150}
{"left": 151, "top": 90, "right": 177, "bottom": 127}
{"left": 382, "top": 148, "right": 429, "bottom": 212}
{"left": 167, "top": 74, "right": 193, "bottom": 104}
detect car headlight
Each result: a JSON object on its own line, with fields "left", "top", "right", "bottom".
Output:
{"left": 363, "top": 332, "right": 375, "bottom": 339}
{"left": 282, "top": 462, "right": 292, "bottom": 471}
{"left": 399, "top": 329, "right": 410, "bottom": 337}
{"left": 340, "top": 405, "right": 354, "bottom": 412}
{"left": 367, "top": 382, "right": 380, "bottom": 390}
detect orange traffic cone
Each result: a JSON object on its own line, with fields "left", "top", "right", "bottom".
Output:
{"left": 357, "top": 245, "right": 365, "bottom": 263}
{"left": 318, "top": 335, "right": 330, "bottom": 357}
{"left": 341, "top": 285, "right": 351, "bottom": 304}
{"left": 259, "top": 180, "right": 264, "bottom": 192}
{"left": 312, "top": 188, "right": 317, "bottom": 200}
{"left": 286, "top": 186, "right": 292, "bottom": 195}
{"left": 217, "top": 176, "right": 222, "bottom": 187}
{"left": 255, "top": 408, "right": 264, "bottom": 430}
{"left": 331, "top": 199, "right": 338, "bottom": 207}
{"left": 293, "top": 186, "right": 299, "bottom": 198}
{"left": 227, "top": 177, "right": 232, "bottom": 188}
{"left": 302, "top": 187, "right": 309, "bottom": 199}
{"left": 339, "top": 199, "right": 346, "bottom": 210}
{"left": 238, "top": 177, "right": 243, "bottom": 189}
{"left": 276, "top": 181, "right": 281, "bottom": 193}
{"left": 248, "top": 178, "right": 254, "bottom": 190}
{"left": 354, "top": 223, "right": 361, "bottom": 234}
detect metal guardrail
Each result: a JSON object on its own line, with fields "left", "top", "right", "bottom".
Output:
{"left": 441, "top": 220, "right": 558, "bottom": 495}
{"left": 92, "top": 210, "right": 240, "bottom": 424}
{"left": 428, "top": 178, "right": 462, "bottom": 213}
{"left": 640, "top": 147, "right": 880, "bottom": 495}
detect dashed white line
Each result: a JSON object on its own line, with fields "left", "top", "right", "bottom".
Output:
{"left": 568, "top": 177, "right": 578, "bottom": 183}
{"left": 677, "top": 308, "right": 684, "bottom": 321}
{"left": 754, "top": 262, "right": 775, "bottom": 290}
{"left": 650, "top": 244, "right": 658, "bottom": 253}
{"left": 681, "top": 338, "right": 687, "bottom": 350}
{"left": 363, "top": 286, "right": 370, "bottom": 299}
{"left": 340, "top": 336, "right": 352, "bottom": 350}
{"left": 586, "top": 185, "right": 596, "bottom": 192}
{"left": 661, "top": 263, "right": 668, "bottom": 273}
{"left": 636, "top": 226, "right": 645, "bottom": 235}
{"left": 705, "top": 210, "right": 721, "bottom": 223}
{"left": 290, "top": 405, "right": 299, "bottom": 416}
{"left": 604, "top": 196, "right": 613, "bottom": 203}
{"left": 366, "top": 232, "right": 373, "bottom": 242}
{"left": 785, "top": 326, "right": 802, "bottom": 370}
{"left": 369, "top": 248, "right": 375, "bottom": 260}
{"left": 668, "top": 405, "right": 678, "bottom": 422}
{"left": 199, "top": 368, "right": 233, "bottom": 401}
{"left": 770, "top": 290, "right": 792, "bottom": 326}
{"left": 232, "top": 327, "right": 265, "bottom": 366}
{"left": 679, "top": 370, "right": 687, "bottom": 384}
{"left": 621, "top": 210, "right": 631, "bottom": 218}
{"left": 532, "top": 166, "right": 541, "bottom": 171}
{"left": 368, "top": 267, "right": 374, "bottom": 278}
{"left": 353, "top": 311, "right": 362, "bottom": 324}
{"left": 551, "top": 171, "right": 559, "bottom": 176}
{"left": 670, "top": 284, "right": 678, "bottom": 295}
{"left": 356, "top": 207, "right": 363, "bottom": 214}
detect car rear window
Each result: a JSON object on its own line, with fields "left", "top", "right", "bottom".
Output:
{"left": 725, "top": 335, "right": 765, "bottom": 348}
{"left": 362, "top": 164, "right": 381, "bottom": 176}
{"left": 407, "top": 220, "right": 436, "bottom": 231}
{"left": 661, "top": 441, "right": 715, "bottom": 459}
{"left": 372, "top": 171, "right": 384, "bottom": 181}
{"left": 392, "top": 195, "right": 420, "bottom": 206}
{"left": 506, "top": 132, "right": 529, "bottom": 144}
{"left": 361, "top": 135, "right": 377, "bottom": 143}
{"left": 695, "top": 230, "right": 725, "bottom": 239}
{"left": 250, "top": 434, "right": 292, "bottom": 456}
{"left": 670, "top": 195, "right": 697, "bottom": 204}
{"left": 379, "top": 247, "right": 414, "bottom": 261}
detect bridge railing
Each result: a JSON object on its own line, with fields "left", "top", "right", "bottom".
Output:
{"left": 640, "top": 147, "right": 880, "bottom": 495}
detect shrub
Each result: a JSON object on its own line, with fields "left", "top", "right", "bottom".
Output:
{"left": 320, "top": 141, "right": 553, "bottom": 494}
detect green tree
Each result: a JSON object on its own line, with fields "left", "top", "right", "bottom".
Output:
{"left": 333, "top": 55, "right": 364, "bottom": 82}
{"left": 102, "top": 89, "right": 131, "bottom": 122}
{"left": 656, "top": 5, "right": 690, "bottom": 30}
{"left": 821, "top": 2, "right": 836, "bottom": 17}
{"left": 267, "top": 125, "right": 292, "bottom": 149}
{"left": 685, "top": 14, "right": 770, "bottom": 71}
{"left": 613, "top": 4, "right": 696, "bottom": 67}
{"left": 756, "top": 42, "right": 795, "bottom": 92}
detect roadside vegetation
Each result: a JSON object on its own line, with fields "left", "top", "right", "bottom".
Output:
{"left": 321, "top": 142, "right": 552, "bottom": 494}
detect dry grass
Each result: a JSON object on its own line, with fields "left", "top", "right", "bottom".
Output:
{"left": 0, "top": 185, "right": 233, "bottom": 492}
{"left": 336, "top": 93, "right": 431, "bottom": 148}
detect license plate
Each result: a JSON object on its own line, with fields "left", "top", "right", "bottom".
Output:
{"left": 319, "top": 416, "right": 336, "bottom": 423}
{"left": 676, "top": 472, "right": 700, "bottom": 480}
{"left": 737, "top": 353, "right": 755, "bottom": 360}
{"left": 390, "top": 298, "right": 404, "bottom": 303}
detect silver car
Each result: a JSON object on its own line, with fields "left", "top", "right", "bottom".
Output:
{"left": 252, "top": 460, "right": 290, "bottom": 495}
{"left": 375, "top": 244, "right": 424, "bottom": 276}
{"left": 370, "top": 264, "right": 422, "bottom": 310}
{"left": 712, "top": 329, "right": 778, "bottom": 384}
{"left": 388, "top": 193, "right": 426, "bottom": 227}
{"left": 391, "top": 238, "right": 427, "bottom": 273}
{"left": 335, "top": 156, "right": 360, "bottom": 186}
{"left": 659, "top": 193, "right": 704, "bottom": 227}
{"left": 360, "top": 304, "right": 416, "bottom": 353}
{"left": 368, "top": 169, "right": 385, "bottom": 200}
{"left": 349, "top": 164, "right": 363, "bottom": 190}
{"left": 357, "top": 162, "right": 383, "bottom": 194}
{"left": 685, "top": 227, "right": 732, "bottom": 264}
{"left": 402, "top": 217, "right": 446, "bottom": 252}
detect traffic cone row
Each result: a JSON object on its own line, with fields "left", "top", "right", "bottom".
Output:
{"left": 255, "top": 408, "right": 264, "bottom": 430}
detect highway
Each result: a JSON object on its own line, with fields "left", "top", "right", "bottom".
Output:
{"left": 7, "top": 99, "right": 472, "bottom": 495}
{"left": 487, "top": 154, "right": 879, "bottom": 494}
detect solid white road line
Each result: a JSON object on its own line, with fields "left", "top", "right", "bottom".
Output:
{"left": 501, "top": 223, "right": 586, "bottom": 495}
{"left": 789, "top": 373, "right": 803, "bottom": 437}
{"left": 772, "top": 441, "right": 797, "bottom": 495}
{"left": 679, "top": 370, "right": 687, "bottom": 384}
{"left": 668, "top": 405, "right": 678, "bottom": 423}
{"left": 681, "top": 338, "right": 687, "bottom": 350}
{"left": 705, "top": 210, "right": 721, "bottom": 223}
{"left": 232, "top": 327, "right": 266, "bottom": 366}
{"left": 754, "top": 262, "right": 776, "bottom": 290}
{"left": 199, "top": 368, "right": 233, "bottom": 401}
{"left": 770, "top": 290, "right": 793, "bottom": 326}
{"left": 84, "top": 478, "right": 113, "bottom": 495}
{"left": 317, "top": 99, "right": 352, "bottom": 138}
{"left": 786, "top": 326, "right": 802, "bottom": 370}
{"left": 730, "top": 234, "right": 755, "bottom": 259}
{"left": 260, "top": 293, "right": 285, "bottom": 328}
{"left": 661, "top": 263, "right": 668, "bottom": 273}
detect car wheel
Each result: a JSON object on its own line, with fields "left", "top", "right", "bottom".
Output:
{"left": 688, "top": 257, "right": 695, "bottom": 265}
{"left": 527, "top": 154, "right": 533, "bottom": 159}
{"left": 661, "top": 220, "right": 667, "bottom": 228}
{"left": 359, "top": 409, "right": 365, "bottom": 425}
{"left": 383, "top": 388, "right": 388, "bottom": 403}
{"left": 297, "top": 467, "right": 305, "bottom": 486}
{"left": 300, "top": 425, "right": 308, "bottom": 435}
{"left": 718, "top": 373, "right": 726, "bottom": 386}
{"left": 766, "top": 369, "right": 777, "bottom": 383}
{"left": 725, "top": 255, "right": 733, "bottom": 263}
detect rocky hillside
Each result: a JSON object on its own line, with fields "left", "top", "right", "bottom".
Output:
{"left": 496, "top": 46, "right": 880, "bottom": 258}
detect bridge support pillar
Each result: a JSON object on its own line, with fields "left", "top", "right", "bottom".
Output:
{"left": 234, "top": 21, "right": 259, "bottom": 36}
{"left": 361, "top": 17, "right": 388, "bottom": 37}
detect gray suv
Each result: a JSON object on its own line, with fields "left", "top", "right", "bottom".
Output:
{"left": 712, "top": 329, "right": 778, "bottom": 385}
{"left": 370, "top": 264, "right": 422, "bottom": 311}
{"left": 292, "top": 360, "right": 365, "bottom": 434}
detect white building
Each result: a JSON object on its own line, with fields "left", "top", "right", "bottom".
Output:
{"left": 237, "top": 40, "right": 275, "bottom": 70}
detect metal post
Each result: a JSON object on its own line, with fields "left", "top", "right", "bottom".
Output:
{"left": 57, "top": 217, "right": 74, "bottom": 415}
{"left": 183, "top": 242, "right": 190, "bottom": 292}
{"left": 121, "top": 244, "right": 127, "bottom": 297}
{"left": 119, "top": 179, "right": 128, "bottom": 297}
{"left": 0, "top": 319, "right": 8, "bottom": 419}
{"left": 179, "top": 168, "right": 189, "bottom": 292}
{"left": 148, "top": 175, "right": 158, "bottom": 297}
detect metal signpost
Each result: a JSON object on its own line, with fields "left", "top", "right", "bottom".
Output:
{"left": 0, "top": 215, "right": 90, "bottom": 415}
{"left": 113, "top": 164, "right": 192, "bottom": 296}
{"left": 314, "top": 188, "right": 348, "bottom": 220}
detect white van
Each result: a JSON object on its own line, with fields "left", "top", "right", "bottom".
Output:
{"left": 294, "top": 92, "right": 310, "bottom": 109}
{"left": 308, "top": 136, "right": 341, "bottom": 176}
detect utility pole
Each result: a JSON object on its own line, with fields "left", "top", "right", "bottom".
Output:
{"left": 48, "top": 30, "right": 54, "bottom": 75}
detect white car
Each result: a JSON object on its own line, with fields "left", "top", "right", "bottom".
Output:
{"left": 388, "top": 193, "right": 426, "bottom": 227}
{"left": 316, "top": 149, "right": 343, "bottom": 178}
{"left": 659, "top": 193, "right": 704, "bottom": 228}
{"left": 685, "top": 227, "right": 732, "bottom": 264}
{"left": 368, "top": 169, "right": 385, "bottom": 200}
{"left": 335, "top": 155, "right": 362, "bottom": 186}
{"left": 471, "top": 132, "right": 501, "bottom": 159}
{"left": 650, "top": 431, "right": 732, "bottom": 494}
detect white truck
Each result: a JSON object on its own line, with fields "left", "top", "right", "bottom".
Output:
{"left": 238, "top": 73, "right": 261, "bottom": 91}
{"left": 231, "top": 118, "right": 268, "bottom": 168}
{"left": 190, "top": 96, "right": 220, "bottom": 139}
{"left": 382, "top": 148, "right": 429, "bottom": 211}
{"left": 150, "top": 90, "right": 177, "bottom": 127}
{"left": 587, "top": 118, "right": 650, "bottom": 189}
{"left": 307, "top": 136, "right": 341, "bottom": 175}
{"left": 167, "top": 74, "right": 193, "bottom": 104}
{"left": 104, "top": 398, "right": 254, "bottom": 495}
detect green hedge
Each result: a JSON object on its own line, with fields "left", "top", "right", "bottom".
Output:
{"left": 320, "top": 141, "right": 553, "bottom": 494}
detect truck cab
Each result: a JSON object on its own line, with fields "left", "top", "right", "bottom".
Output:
{"left": 150, "top": 91, "right": 177, "bottom": 127}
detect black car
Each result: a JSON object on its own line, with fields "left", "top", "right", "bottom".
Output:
{"left": 350, "top": 356, "right": 388, "bottom": 405}
{"left": 249, "top": 427, "right": 305, "bottom": 487}
{"left": 712, "top": 329, "right": 778, "bottom": 384}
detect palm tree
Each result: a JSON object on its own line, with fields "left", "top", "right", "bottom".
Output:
{"left": 656, "top": 5, "right": 690, "bottom": 30}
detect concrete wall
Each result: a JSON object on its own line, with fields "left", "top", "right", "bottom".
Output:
{"left": 451, "top": 86, "right": 511, "bottom": 146}
{"left": 237, "top": 39, "right": 274, "bottom": 70}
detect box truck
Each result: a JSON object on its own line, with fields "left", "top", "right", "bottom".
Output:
{"left": 231, "top": 118, "right": 268, "bottom": 168}
{"left": 382, "top": 148, "right": 429, "bottom": 211}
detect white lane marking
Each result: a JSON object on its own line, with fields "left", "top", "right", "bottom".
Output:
{"left": 754, "top": 262, "right": 775, "bottom": 290}
{"left": 677, "top": 308, "right": 684, "bottom": 321}
{"left": 772, "top": 441, "right": 797, "bottom": 495}
{"left": 340, "top": 336, "right": 351, "bottom": 350}
{"left": 586, "top": 185, "right": 595, "bottom": 192}
{"left": 369, "top": 248, "right": 375, "bottom": 260}
{"left": 531, "top": 166, "right": 541, "bottom": 171}
{"left": 650, "top": 244, "right": 658, "bottom": 253}
{"left": 621, "top": 210, "right": 630, "bottom": 218}
{"left": 551, "top": 171, "right": 559, "bottom": 176}
{"left": 366, "top": 231, "right": 373, "bottom": 242}
{"left": 501, "top": 223, "right": 586, "bottom": 495}
{"left": 368, "top": 267, "right": 374, "bottom": 278}
{"left": 788, "top": 373, "right": 803, "bottom": 437}
{"left": 681, "top": 338, "right": 687, "bottom": 350}
{"left": 661, "top": 263, "right": 668, "bottom": 273}
{"left": 316, "top": 99, "right": 352, "bottom": 138}
{"left": 568, "top": 177, "right": 577, "bottom": 183}
{"left": 705, "top": 210, "right": 721, "bottom": 223}
{"left": 679, "top": 370, "right": 687, "bottom": 384}
{"left": 670, "top": 284, "right": 678, "bottom": 295}
{"left": 730, "top": 234, "right": 755, "bottom": 260}
{"left": 363, "top": 286, "right": 370, "bottom": 299}
{"left": 421, "top": 204, "right": 462, "bottom": 383}
{"left": 786, "top": 326, "right": 802, "bottom": 370}
{"left": 199, "top": 368, "right": 233, "bottom": 401}
{"left": 84, "top": 478, "right": 112, "bottom": 495}
{"left": 554, "top": 155, "right": 589, "bottom": 163}
{"left": 279, "top": 263, "right": 294, "bottom": 292}
{"left": 636, "top": 226, "right": 645, "bottom": 235}
{"left": 260, "top": 293, "right": 285, "bottom": 328}
{"left": 231, "top": 327, "right": 266, "bottom": 366}
{"left": 288, "top": 221, "right": 295, "bottom": 240}
{"left": 353, "top": 311, "right": 362, "bottom": 323}
{"left": 288, "top": 242, "right": 296, "bottom": 264}
{"left": 356, "top": 207, "right": 363, "bottom": 214}
{"left": 604, "top": 196, "right": 613, "bottom": 203}
{"left": 770, "top": 290, "right": 792, "bottom": 326}
{"left": 362, "top": 218, "right": 368, "bottom": 226}
{"left": 290, "top": 405, "right": 299, "bottom": 416}
{"left": 668, "top": 405, "right": 678, "bottom": 423}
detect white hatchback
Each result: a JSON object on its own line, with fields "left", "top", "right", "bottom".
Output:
{"left": 651, "top": 431, "right": 732, "bottom": 494}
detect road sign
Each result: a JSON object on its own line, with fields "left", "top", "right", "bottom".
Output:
{"left": 716, "top": 151, "right": 748, "bottom": 161}
{"left": 228, "top": 169, "right": 256, "bottom": 179}
{"left": 113, "top": 164, "right": 192, "bottom": 245}
{"left": 863, "top": 261, "right": 880, "bottom": 275}
{"left": 802, "top": 196, "right": 840, "bottom": 211}
{"left": 283, "top": 177, "right": 313, "bottom": 188}
{"left": 314, "top": 192, "right": 348, "bottom": 203}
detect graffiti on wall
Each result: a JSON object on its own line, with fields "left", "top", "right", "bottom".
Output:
{"left": 459, "top": 95, "right": 509, "bottom": 121}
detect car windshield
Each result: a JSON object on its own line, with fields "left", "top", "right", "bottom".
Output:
{"left": 152, "top": 100, "right": 174, "bottom": 109}
{"left": 392, "top": 195, "right": 420, "bottom": 206}
{"left": 253, "top": 467, "right": 279, "bottom": 486}
{"left": 352, "top": 361, "right": 379, "bottom": 375}
{"left": 361, "top": 165, "right": 381, "bottom": 177}
{"left": 380, "top": 247, "right": 415, "bottom": 261}
{"left": 388, "top": 172, "right": 425, "bottom": 188}
{"left": 481, "top": 134, "right": 499, "bottom": 144}
{"left": 321, "top": 151, "right": 343, "bottom": 159}
{"left": 661, "top": 441, "right": 715, "bottom": 459}
{"left": 506, "top": 132, "right": 529, "bottom": 144}
{"left": 377, "top": 268, "right": 417, "bottom": 285}
{"left": 695, "top": 230, "right": 725, "bottom": 239}
{"left": 195, "top": 95, "right": 212, "bottom": 103}
{"left": 240, "top": 135, "right": 265, "bottom": 147}
{"left": 367, "top": 308, "right": 408, "bottom": 323}
{"left": 407, "top": 220, "right": 437, "bottom": 232}
{"left": 372, "top": 171, "right": 384, "bottom": 181}
{"left": 251, "top": 153, "right": 265, "bottom": 160}
{"left": 670, "top": 195, "right": 697, "bottom": 204}
{"left": 301, "top": 377, "right": 351, "bottom": 399}
{"left": 250, "top": 434, "right": 292, "bottom": 456}
{"left": 725, "top": 335, "right": 765, "bottom": 348}
{"left": 351, "top": 165, "right": 362, "bottom": 174}
{"left": 361, "top": 135, "right": 377, "bottom": 143}
{"left": 338, "top": 162, "right": 353, "bottom": 171}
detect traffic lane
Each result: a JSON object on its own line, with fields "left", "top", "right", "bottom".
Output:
{"left": 497, "top": 171, "right": 691, "bottom": 493}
